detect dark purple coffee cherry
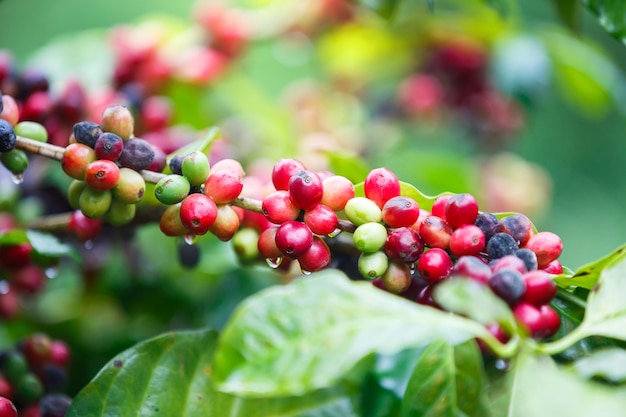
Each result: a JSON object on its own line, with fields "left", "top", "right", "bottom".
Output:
{"left": 72, "top": 121, "right": 103, "bottom": 149}
{"left": 497, "top": 213, "right": 533, "bottom": 246}
{"left": 40, "top": 393, "right": 72, "bottom": 417}
{"left": 119, "top": 138, "right": 155, "bottom": 171}
{"left": 384, "top": 227, "right": 423, "bottom": 263}
{"left": 177, "top": 241, "right": 201, "bottom": 269}
{"left": 515, "top": 248, "right": 538, "bottom": 271}
{"left": 0, "top": 119, "right": 17, "bottom": 153}
{"left": 486, "top": 232, "right": 518, "bottom": 260}
{"left": 474, "top": 212, "right": 499, "bottom": 241}
{"left": 94, "top": 132, "right": 124, "bottom": 161}
{"left": 488, "top": 269, "right": 526, "bottom": 306}
{"left": 169, "top": 154, "right": 185, "bottom": 175}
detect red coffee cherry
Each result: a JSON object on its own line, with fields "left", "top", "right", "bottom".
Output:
{"left": 204, "top": 170, "right": 243, "bottom": 204}
{"left": 298, "top": 236, "right": 331, "bottom": 273}
{"left": 417, "top": 248, "right": 453, "bottom": 285}
{"left": 449, "top": 224, "right": 485, "bottom": 257}
{"left": 208, "top": 204, "right": 240, "bottom": 241}
{"left": 364, "top": 167, "right": 401, "bottom": 208}
{"left": 303, "top": 204, "right": 338, "bottom": 236}
{"left": 94, "top": 132, "right": 124, "bottom": 161}
{"left": 450, "top": 255, "right": 491, "bottom": 284}
{"left": 381, "top": 261, "right": 412, "bottom": 294}
{"left": 490, "top": 254, "right": 527, "bottom": 275}
{"left": 384, "top": 227, "right": 423, "bottom": 263}
{"left": 274, "top": 221, "right": 313, "bottom": 260}
{"left": 100, "top": 104, "right": 134, "bottom": 140}
{"left": 542, "top": 259, "right": 563, "bottom": 275}
{"left": 0, "top": 243, "right": 32, "bottom": 270}
{"left": 257, "top": 227, "right": 283, "bottom": 260}
{"left": 382, "top": 196, "right": 420, "bottom": 228}
{"left": 68, "top": 210, "right": 103, "bottom": 241}
{"left": 288, "top": 170, "right": 323, "bottom": 211}
{"left": 539, "top": 305, "right": 561, "bottom": 338}
{"left": 50, "top": 339, "right": 72, "bottom": 368}
{"left": 262, "top": 190, "right": 300, "bottom": 224}
{"left": 61, "top": 143, "right": 97, "bottom": 180}
{"left": 272, "top": 158, "right": 305, "bottom": 191}
{"left": 321, "top": 175, "right": 354, "bottom": 211}
{"left": 159, "top": 203, "right": 189, "bottom": 237}
{"left": 0, "top": 396, "right": 17, "bottom": 417}
{"left": 498, "top": 213, "right": 534, "bottom": 246}
{"left": 444, "top": 193, "right": 479, "bottom": 229}
{"left": 431, "top": 194, "right": 452, "bottom": 219}
{"left": 179, "top": 193, "right": 218, "bottom": 235}
{"left": 11, "top": 264, "right": 45, "bottom": 294}
{"left": 84, "top": 160, "right": 121, "bottom": 191}
{"left": 525, "top": 232, "right": 563, "bottom": 269}
{"left": 419, "top": 216, "right": 452, "bottom": 249}
{"left": 210, "top": 158, "right": 245, "bottom": 179}
{"left": 521, "top": 270, "right": 557, "bottom": 306}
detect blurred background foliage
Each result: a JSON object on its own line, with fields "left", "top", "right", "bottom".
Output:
{"left": 1, "top": 0, "right": 626, "bottom": 395}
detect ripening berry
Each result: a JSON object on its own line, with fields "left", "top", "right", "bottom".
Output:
{"left": 168, "top": 154, "right": 185, "bottom": 175}
{"left": 1, "top": 95, "right": 20, "bottom": 125}
{"left": 159, "top": 203, "right": 189, "bottom": 237}
{"left": 182, "top": 151, "right": 210, "bottom": 186}
{"left": 204, "top": 170, "right": 243, "bottom": 204}
{"left": 0, "top": 119, "right": 17, "bottom": 153}
{"left": 73, "top": 121, "right": 103, "bottom": 148}
{"left": 232, "top": 228, "right": 260, "bottom": 263}
{"left": 417, "top": 248, "right": 453, "bottom": 285}
{"left": 521, "top": 270, "right": 557, "bottom": 306}
{"left": 288, "top": 170, "right": 323, "bottom": 210}
{"left": 274, "top": 221, "right": 313, "bottom": 259}
{"left": 61, "top": 143, "right": 97, "bottom": 180}
{"left": 525, "top": 231, "right": 563, "bottom": 269}
{"left": 344, "top": 197, "right": 382, "bottom": 226}
{"left": 364, "top": 167, "right": 401, "bottom": 208}
{"left": 381, "top": 261, "right": 412, "bottom": 294}
{"left": 85, "top": 160, "right": 121, "bottom": 191}
{"left": 384, "top": 227, "right": 423, "bottom": 263}
{"left": 321, "top": 175, "right": 354, "bottom": 211}
{"left": 262, "top": 190, "right": 300, "bottom": 224}
{"left": 210, "top": 158, "right": 245, "bottom": 179}
{"left": 382, "top": 196, "right": 420, "bottom": 228}
{"left": 79, "top": 188, "right": 112, "bottom": 219}
{"left": 179, "top": 193, "right": 218, "bottom": 235}
{"left": 208, "top": 204, "right": 240, "bottom": 241}
{"left": 303, "top": 204, "right": 338, "bottom": 236}
{"left": 542, "top": 259, "right": 563, "bottom": 275}
{"left": 0, "top": 396, "right": 17, "bottom": 417}
{"left": 498, "top": 213, "right": 534, "bottom": 246}
{"left": 449, "top": 224, "right": 485, "bottom": 257}
{"left": 155, "top": 174, "right": 191, "bottom": 205}
{"left": 490, "top": 254, "right": 527, "bottom": 275}
{"left": 419, "top": 215, "right": 452, "bottom": 249}
{"left": 0, "top": 243, "right": 32, "bottom": 269}
{"left": 353, "top": 222, "right": 388, "bottom": 253}
{"left": 272, "top": 158, "right": 305, "bottom": 191}
{"left": 514, "top": 248, "right": 538, "bottom": 272}
{"left": 100, "top": 105, "right": 134, "bottom": 140}
{"left": 21, "top": 333, "right": 53, "bottom": 368}
{"left": 257, "top": 227, "right": 283, "bottom": 259}
{"left": 11, "top": 265, "right": 45, "bottom": 294}
{"left": 540, "top": 305, "right": 561, "bottom": 338}
{"left": 50, "top": 340, "right": 71, "bottom": 368}
{"left": 358, "top": 251, "right": 389, "bottom": 280}
{"left": 112, "top": 168, "right": 146, "bottom": 204}
{"left": 147, "top": 145, "right": 167, "bottom": 173}
{"left": 298, "top": 236, "right": 331, "bottom": 273}
{"left": 94, "top": 132, "right": 124, "bottom": 161}
{"left": 474, "top": 212, "right": 499, "bottom": 241}
{"left": 444, "top": 193, "right": 479, "bottom": 229}
{"left": 513, "top": 302, "right": 544, "bottom": 338}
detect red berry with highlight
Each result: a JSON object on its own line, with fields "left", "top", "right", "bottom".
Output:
{"left": 449, "top": 224, "right": 485, "bottom": 257}
{"left": 419, "top": 216, "right": 452, "bottom": 249}
{"left": 272, "top": 158, "right": 305, "bottom": 191}
{"left": 525, "top": 232, "right": 563, "bottom": 269}
{"left": 204, "top": 170, "right": 243, "bottom": 204}
{"left": 304, "top": 204, "right": 338, "bottom": 236}
{"left": 364, "top": 167, "right": 401, "bottom": 208}
{"left": 179, "top": 193, "right": 218, "bottom": 235}
{"left": 444, "top": 193, "right": 479, "bottom": 229}
{"left": 85, "top": 159, "right": 121, "bottom": 191}
{"left": 288, "top": 170, "right": 323, "bottom": 210}
{"left": 417, "top": 248, "right": 453, "bottom": 285}
{"left": 262, "top": 190, "right": 300, "bottom": 224}
{"left": 298, "top": 236, "right": 331, "bottom": 273}
{"left": 382, "top": 196, "right": 420, "bottom": 228}
{"left": 274, "top": 221, "right": 313, "bottom": 260}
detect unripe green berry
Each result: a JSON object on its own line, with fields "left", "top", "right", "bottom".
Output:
{"left": 79, "top": 187, "right": 112, "bottom": 218}
{"left": 15, "top": 373, "right": 44, "bottom": 404}
{"left": 0, "top": 149, "right": 28, "bottom": 174}
{"left": 2, "top": 351, "right": 29, "bottom": 381}
{"left": 112, "top": 168, "right": 146, "bottom": 204}
{"left": 104, "top": 199, "right": 136, "bottom": 226}
{"left": 232, "top": 228, "right": 260, "bottom": 263}
{"left": 68, "top": 180, "right": 87, "bottom": 210}
{"left": 358, "top": 251, "right": 389, "bottom": 280}
{"left": 344, "top": 197, "right": 382, "bottom": 226}
{"left": 154, "top": 174, "right": 191, "bottom": 205}
{"left": 14, "top": 121, "right": 48, "bottom": 142}
{"left": 353, "top": 222, "right": 388, "bottom": 253}
{"left": 182, "top": 151, "right": 210, "bottom": 186}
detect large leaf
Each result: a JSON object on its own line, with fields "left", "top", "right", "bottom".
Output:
{"left": 26, "top": 230, "right": 80, "bottom": 263}
{"left": 552, "top": 0, "right": 581, "bottom": 31}
{"left": 572, "top": 347, "right": 626, "bottom": 383}
{"left": 490, "top": 352, "right": 626, "bottom": 417}
{"left": 554, "top": 243, "right": 626, "bottom": 289}
{"left": 582, "top": 0, "right": 626, "bottom": 42}
{"left": 212, "top": 270, "right": 490, "bottom": 397}
{"left": 67, "top": 329, "right": 362, "bottom": 417}
{"left": 402, "top": 341, "right": 491, "bottom": 417}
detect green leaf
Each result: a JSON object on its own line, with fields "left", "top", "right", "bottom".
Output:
{"left": 552, "top": 0, "right": 581, "bottom": 31}
{"left": 553, "top": 244, "right": 626, "bottom": 289}
{"left": 490, "top": 353, "right": 626, "bottom": 417}
{"left": 572, "top": 348, "right": 626, "bottom": 383}
{"left": 354, "top": 181, "right": 452, "bottom": 212}
{"left": 356, "top": 0, "right": 402, "bottom": 18}
{"left": 26, "top": 230, "right": 80, "bottom": 263}
{"left": 68, "top": 329, "right": 361, "bottom": 417}
{"left": 433, "top": 279, "right": 517, "bottom": 334}
{"left": 326, "top": 152, "right": 370, "bottom": 184}
{"left": 402, "top": 341, "right": 490, "bottom": 417}
{"left": 0, "top": 229, "right": 28, "bottom": 245}
{"left": 582, "top": 0, "right": 626, "bottom": 42}
{"left": 213, "top": 270, "right": 490, "bottom": 397}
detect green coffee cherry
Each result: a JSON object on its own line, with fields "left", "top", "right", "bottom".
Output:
{"left": 14, "top": 121, "right": 48, "bottom": 142}
{"left": 232, "top": 228, "right": 260, "bottom": 263}
{"left": 182, "top": 151, "right": 210, "bottom": 186}
{"left": 79, "top": 187, "right": 112, "bottom": 218}
{"left": 104, "top": 199, "right": 136, "bottom": 226}
{"left": 68, "top": 180, "right": 87, "bottom": 210}
{"left": 344, "top": 197, "right": 382, "bottom": 226}
{"left": 15, "top": 373, "right": 44, "bottom": 404}
{"left": 2, "top": 351, "right": 29, "bottom": 382}
{"left": 154, "top": 174, "right": 191, "bottom": 205}
{"left": 0, "top": 149, "right": 28, "bottom": 174}
{"left": 112, "top": 168, "right": 146, "bottom": 204}
{"left": 353, "top": 222, "right": 388, "bottom": 253}
{"left": 358, "top": 251, "right": 389, "bottom": 280}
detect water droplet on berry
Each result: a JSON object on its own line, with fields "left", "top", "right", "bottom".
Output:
{"left": 10, "top": 173, "right": 24, "bottom": 184}
{"left": 266, "top": 257, "right": 283, "bottom": 268}
{"left": 184, "top": 234, "right": 198, "bottom": 245}
{"left": 495, "top": 359, "right": 510, "bottom": 371}
{"left": 409, "top": 263, "right": 417, "bottom": 274}
{"left": 327, "top": 228, "right": 342, "bottom": 238}
{"left": 0, "top": 280, "right": 9, "bottom": 294}
{"left": 45, "top": 266, "right": 59, "bottom": 279}
{"left": 301, "top": 268, "right": 312, "bottom": 276}
{"left": 83, "top": 240, "right": 94, "bottom": 250}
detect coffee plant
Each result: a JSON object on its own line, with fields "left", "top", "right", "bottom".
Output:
{"left": 2, "top": 0, "right": 626, "bottom": 416}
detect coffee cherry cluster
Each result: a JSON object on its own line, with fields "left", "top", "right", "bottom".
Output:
{"left": 61, "top": 105, "right": 157, "bottom": 230}
{"left": 0, "top": 333, "right": 72, "bottom": 417}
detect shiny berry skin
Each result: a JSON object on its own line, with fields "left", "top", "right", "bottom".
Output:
{"left": 168, "top": 154, "right": 185, "bottom": 175}
{"left": 514, "top": 248, "right": 538, "bottom": 272}
{"left": 417, "top": 248, "right": 453, "bottom": 285}
{"left": 353, "top": 222, "right": 388, "bottom": 253}
{"left": 274, "top": 221, "right": 313, "bottom": 260}
{"left": 521, "top": 270, "right": 557, "bottom": 306}
{"left": 73, "top": 121, "right": 103, "bottom": 148}
{"left": 344, "top": 197, "right": 382, "bottom": 226}
{"left": 381, "top": 261, "right": 412, "bottom": 294}
{"left": 416, "top": 285, "right": 440, "bottom": 308}
{"left": 364, "top": 167, "right": 401, "bottom": 208}
{"left": 321, "top": 175, "right": 354, "bottom": 211}
{"left": 112, "top": 168, "right": 146, "bottom": 204}
{"left": 94, "top": 132, "right": 124, "bottom": 161}
{"left": 444, "top": 193, "right": 479, "bottom": 229}
{"left": 179, "top": 193, "right": 218, "bottom": 235}
{"left": 488, "top": 269, "right": 526, "bottom": 306}
{"left": 14, "top": 121, "right": 47, "bottom": 143}
{"left": 182, "top": 151, "right": 210, "bottom": 186}
{"left": 0, "top": 150, "right": 28, "bottom": 175}
{"left": 0, "top": 377, "right": 13, "bottom": 400}
{"left": 449, "top": 224, "right": 485, "bottom": 257}
{"left": 0, "top": 119, "right": 17, "bottom": 152}
{"left": 303, "top": 204, "right": 338, "bottom": 236}
{"left": 542, "top": 259, "right": 563, "bottom": 275}
{"left": 450, "top": 255, "right": 491, "bottom": 284}
{"left": 525, "top": 231, "right": 563, "bottom": 269}
{"left": 119, "top": 138, "right": 155, "bottom": 171}
{"left": 100, "top": 104, "right": 134, "bottom": 140}
{"left": 204, "top": 170, "right": 243, "bottom": 204}
{"left": 490, "top": 254, "right": 527, "bottom": 275}
{"left": 382, "top": 196, "right": 420, "bottom": 228}
{"left": 272, "top": 158, "right": 305, "bottom": 191}
{"left": 486, "top": 232, "right": 518, "bottom": 260}
{"left": 61, "top": 143, "right": 97, "bottom": 180}
{"left": 298, "top": 236, "right": 331, "bottom": 273}
{"left": 431, "top": 194, "right": 452, "bottom": 218}
{"left": 146, "top": 145, "right": 167, "bottom": 173}
{"left": 474, "top": 212, "right": 499, "bottom": 241}
{"left": 384, "top": 227, "right": 423, "bottom": 263}
{"left": 210, "top": 158, "right": 245, "bottom": 179}
{"left": 513, "top": 302, "right": 544, "bottom": 338}
{"left": 209, "top": 204, "right": 241, "bottom": 241}
{"left": 1, "top": 95, "right": 20, "bottom": 126}
{"left": 84, "top": 160, "right": 120, "bottom": 191}
{"left": 498, "top": 213, "right": 534, "bottom": 246}
{"left": 159, "top": 203, "right": 189, "bottom": 237}
{"left": 419, "top": 216, "right": 452, "bottom": 249}
{"left": 358, "top": 251, "right": 389, "bottom": 280}
{"left": 68, "top": 210, "right": 103, "bottom": 241}
{"left": 540, "top": 305, "right": 561, "bottom": 338}
{"left": 257, "top": 227, "right": 282, "bottom": 259}
{"left": 262, "top": 190, "right": 300, "bottom": 224}
{"left": 155, "top": 174, "right": 191, "bottom": 205}
{"left": 0, "top": 396, "right": 17, "bottom": 417}
{"left": 288, "top": 170, "right": 323, "bottom": 210}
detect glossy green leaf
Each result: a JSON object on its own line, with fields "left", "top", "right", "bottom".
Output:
{"left": 0, "top": 229, "right": 28, "bottom": 245}
{"left": 326, "top": 152, "right": 370, "bottom": 184}
{"left": 490, "top": 353, "right": 626, "bottom": 417}
{"left": 433, "top": 279, "right": 517, "bottom": 334}
{"left": 582, "top": 0, "right": 626, "bottom": 42}
{"left": 26, "top": 230, "right": 80, "bottom": 263}
{"left": 402, "top": 341, "right": 490, "bottom": 417}
{"left": 213, "top": 270, "right": 490, "bottom": 397}
{"left": 554, "top": 244, "right": 626, "bottom": 289}
{"left": 572, "top": 348, "right": 626, "bottom": 383}
{"left": 68, "top": 329, "right": 362, "bottom": 417}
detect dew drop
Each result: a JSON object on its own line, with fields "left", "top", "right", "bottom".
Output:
{"left": 83, "top": 240, "right": 94, "bottom": 250}
{"left": 45, "top": 266, "right": 59, "bottom": 279}
{"left": 266, "top": 257, "right": 283, "bottom": 269}
{"left": 327, "top": 228, "right": 342, "bottom": 238}
{"left": 10, "top": 173, "right": 24, "bottom": 184}
{"left": 409, "top": 263, "right": 417, "bottom": 274}
{"left": 184, "top": 234, "right": 198, "bottom": 245}
{"left": 301, "top": 269, "right": 312, "bottom": 276}
{"left": 495, "top": 359, "right": 510, "bottom": 371}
